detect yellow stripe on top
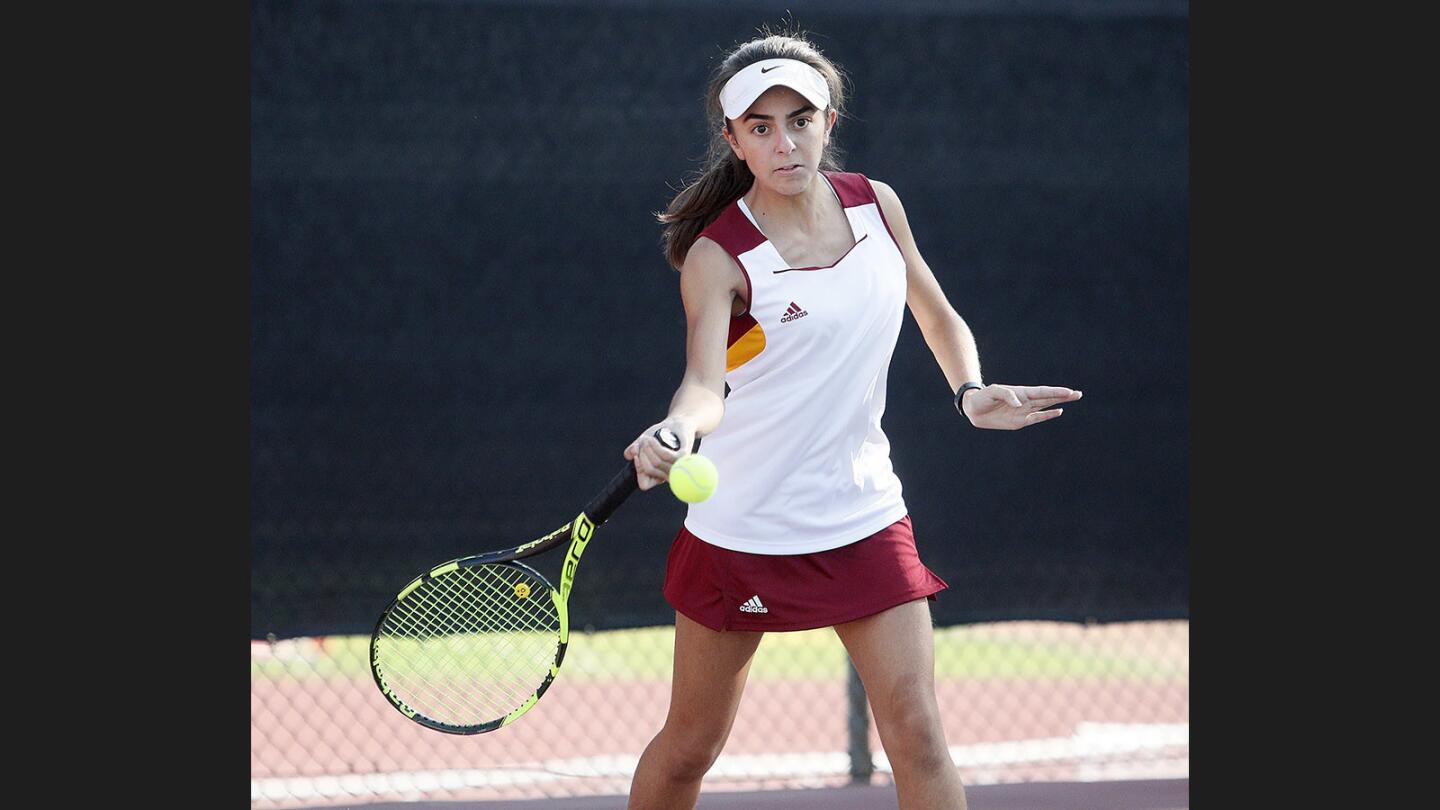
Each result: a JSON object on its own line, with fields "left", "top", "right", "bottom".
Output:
{"left": 726, "top": 319, "right": 766, "bottom": 372}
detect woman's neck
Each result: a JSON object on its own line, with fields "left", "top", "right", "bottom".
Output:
{"left": 744, "top": 173, "right": 834, "bottom": 236}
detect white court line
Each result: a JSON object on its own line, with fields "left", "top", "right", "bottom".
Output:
{"left": 252, "top": 722, "right": 1188, "bottom": 802}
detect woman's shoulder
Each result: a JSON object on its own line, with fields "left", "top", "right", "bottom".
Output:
{"left": 685, "top": 234, "right": 730, "bottom": 266}
{"left": 696, "top": 197, "right": 765, "bottom": 256}
{"left": 682, "top": 235, "right": 743, "bottom": 283}
{"left": 868, "top": 178, "right": 901, "bottom": 212}
{"left": 823, "top": 171, "right": 900, "bottom": 210}
{"left": 680, "top": 236, "right": 747, "bottom": 307}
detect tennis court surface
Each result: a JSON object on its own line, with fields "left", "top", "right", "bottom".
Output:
{"left": 309, "top": 778, "right": 1188, "bottom": 808}
{"left": 254, "top": 621, "right": 1188, "bottom": 808}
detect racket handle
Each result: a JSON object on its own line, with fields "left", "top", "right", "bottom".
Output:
{"left": 584, "top": 428, "right": 702, "bottom": 525}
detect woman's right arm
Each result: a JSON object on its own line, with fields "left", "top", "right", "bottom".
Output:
{"left": 624, "top": 237, "right": 741, "bottom": 490}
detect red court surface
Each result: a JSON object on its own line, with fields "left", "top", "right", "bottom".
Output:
{"left": 310, "top": 778, "right": 1189, "bottom": 809}
{"left": 255, "top": 623, "right": 1188, "bottom": 808}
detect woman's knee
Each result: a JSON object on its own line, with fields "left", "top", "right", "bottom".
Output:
{"left": 873, "top": 684, "right": 952, "bottom": 768}
{"left": 656, "top": 723, "right": 730, "bottom": 780}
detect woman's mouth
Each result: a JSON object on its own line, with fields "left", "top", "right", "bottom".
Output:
{"left": 775, "top": 164, "right": 803, "bottom": 175}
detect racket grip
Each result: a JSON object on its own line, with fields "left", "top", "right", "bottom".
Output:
{"left": 586, "top": 462, "right": 641, "bottom": 526}
{"left": 585, "top": 429, "right": 703, "bottom": 525}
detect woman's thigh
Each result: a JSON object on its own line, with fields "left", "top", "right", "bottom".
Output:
{"left": 662, "top": 610, "right": 765, "bottom": 738}
{"left": 831, "top": 598, "right": 946, "bottom": 738}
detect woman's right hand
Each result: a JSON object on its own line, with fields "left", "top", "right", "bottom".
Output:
{"left": 623, "top": 420, "right": 695, "bottom": 490}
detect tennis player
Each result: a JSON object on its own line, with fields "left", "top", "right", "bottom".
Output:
{"left": 622, "top": 29, "right": 1082, "bottom": 810}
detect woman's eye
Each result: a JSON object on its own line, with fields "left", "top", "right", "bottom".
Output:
{"left": 753, "top": 124, "right": 769, "bottom": 135}
{"left": 795, "top": 117, "right": 809, "bottom": 128}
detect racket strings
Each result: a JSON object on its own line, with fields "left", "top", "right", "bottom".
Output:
{"left": 381, "top": 570, "right": 555, "bottom": 723}
{"left": 385, "top": 569, "right": 555, "bottom": 709}
{"left": 397, "top": 571, "right": 550, "bottom": 711}
{"left": 375, "top": 563, "right": 561, "bottom": 727}
{"left": 383, "top": 590, "right": 519, "bottom": 722}
{"left": 387, "top": 594, "right": 535, "bottom": 706}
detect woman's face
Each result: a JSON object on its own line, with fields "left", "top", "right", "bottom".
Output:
{"left": 724, "top": 85, "right": 836, "bottom": 196}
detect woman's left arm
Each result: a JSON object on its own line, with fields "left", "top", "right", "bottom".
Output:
{"left": 871, "top": 179, "right": 1082, "bottom": 430}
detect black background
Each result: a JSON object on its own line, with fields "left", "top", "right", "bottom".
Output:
{"left": 250, "top": 0, "right": 1189, "bottom": 637}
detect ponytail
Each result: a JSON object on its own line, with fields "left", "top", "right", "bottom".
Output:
{"left": 657, "top": 152, "right": 754, "bottom": 270}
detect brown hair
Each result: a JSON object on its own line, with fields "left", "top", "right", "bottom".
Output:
{"left": 656, "top": 27, "right": 850, "bottom": 270}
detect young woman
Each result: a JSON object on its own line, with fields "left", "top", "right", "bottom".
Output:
{"left": 622, "top": 30, "right": 1081, "bottom": 810}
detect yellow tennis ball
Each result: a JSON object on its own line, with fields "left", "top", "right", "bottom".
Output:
{"left": 668, "top": 454, "right": 719, "bottom": 503}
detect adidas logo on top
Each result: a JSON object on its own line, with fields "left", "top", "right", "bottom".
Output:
{"left": 780, "top": 301, "right": 808, "bottom": 323}
{"left": 739, "top": 595, "right": 769, "bottom": 614}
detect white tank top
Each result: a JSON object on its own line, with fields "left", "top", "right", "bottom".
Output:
{"left": 683, "top": 171, "right": 910, "bottom": 554}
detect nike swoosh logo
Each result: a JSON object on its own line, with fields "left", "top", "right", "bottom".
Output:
{"left": 761, "top": 65, "right": 782, "bottom": 73}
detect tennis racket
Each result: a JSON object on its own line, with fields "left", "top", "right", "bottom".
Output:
{"left": 369, "top": 427, "right": 691, "bottom": 734}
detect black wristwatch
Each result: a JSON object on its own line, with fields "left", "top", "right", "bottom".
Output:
{"left": 953, "top": 382, "right": 984, "bottom": 419}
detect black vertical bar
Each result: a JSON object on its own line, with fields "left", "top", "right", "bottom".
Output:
{"left": 847, "top": 656, "right": 873, "bottom": 784}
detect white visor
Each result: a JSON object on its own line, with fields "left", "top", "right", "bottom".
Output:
{"left": 719, "top": 58, "right": 831, "bottom": 121}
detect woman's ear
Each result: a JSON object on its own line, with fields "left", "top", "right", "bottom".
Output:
{"left": 723, "top": 126, "right": 745, "bottom": 162}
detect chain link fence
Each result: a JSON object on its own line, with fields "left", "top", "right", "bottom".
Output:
{"left": 251, "top": 619, "right": 1188, "bottom": 806}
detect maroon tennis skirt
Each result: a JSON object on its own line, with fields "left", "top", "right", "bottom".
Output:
{"left": 662, "top": 514, "right": 949, "bottom": 632}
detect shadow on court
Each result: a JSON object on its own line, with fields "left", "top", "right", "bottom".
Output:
{"left": 319, "top": 779, "right": 1189, "bottom": 809}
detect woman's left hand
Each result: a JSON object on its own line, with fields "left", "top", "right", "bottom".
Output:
{"left": 961, "top": 384, "right": 1082, "bottom": 430}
